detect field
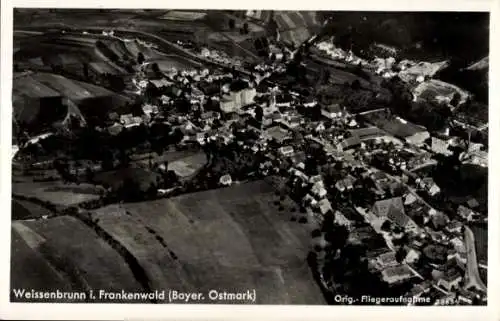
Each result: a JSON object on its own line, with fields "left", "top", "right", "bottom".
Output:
{"left": 11, "top": 217, "right": 143, "bottom": 301}
{"left": 160, "top": 11, "right": 207, "bottom": 21}
{"left": 168, "top": 152, "right": 208, "bottom": 178}
{"left": 85, "top": 180, "right": 325, "bottom": 303}
{"left": 148, "top": 56, "right": 202, "bottom": 71}
{"left": 470, "top": 223, "right": 487, "bottom": 266}
{"left": 413, "top": 79, "right": 470, "bottom": 106}
{"left": 12, "top": 181, "right": 104, "bottom": 207}
{"left": 12, "top": 199, "right": 53, "bottom": 220}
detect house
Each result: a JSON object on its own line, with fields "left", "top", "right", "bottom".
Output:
{"left": 312, "top": 182, "right": 327, "bottom": 198}
{"left": 381, "top": 264, "right": 414, "bottom": 285}
{"left": 404, "top": 193, "right": 417, "bottom": 205}
{"left": 279, "top": 146, "right": 294, "bottom": 157}
{"left": 407, "top": 281, "right": 432, "bottom": 299}
{"left": 437, "top": 268, "right": 463, "bottom": 291}
{"left": 450, "top": 237, "right": 466, "bottom": 254}
{"left": 142, "top": 104, "right": 159, "bottom": 115}
{"left": 219, "top": 174, "right": 233, "bottom": 186}
{"left": 431, "top": 137, "right": 453, "bottom": 156}
{"left": 457, "top": 205, "right": 475, "bottom": 221}
{"left": 316, "top": 198, "right": 332, "bottom": 215}
{"left": 264, "top": 126, "right": 290, "bottom": 143}
{"left": 120, "top": 113, "right": 143, "bottom": 128}
{"left": 404, "top": 248, "right": 421, "bottom": 264}
{"left": 303, "top": 194, "right": 318, "bottom": 207}
{"left": 467, "top": 198, "right": 480, "bottom": 209}
{"left": 376, "top": 251, "right": 399, "bottom": 269}
{"left": 446, "top": 220, "right": 463, "bottom": 234}
{"left": 373, "top": 197, "right": 419, "bottom": 232}
{"left": 321, "top": 103, "right": 343, "bottom": 119}
{"left": 334, "top": 211, "right": 354, "bottom": 231}
{"left": 335, "top": 175, "right": 356, "bottom": 192}
{"left": 107, "top": 122, "right": 123, "bottom": 136}
{"left": 220, "top": 96, "right": 237, "bottom": 113}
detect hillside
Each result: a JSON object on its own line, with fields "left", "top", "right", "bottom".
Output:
{"left": 11, "top": 180, "right": 326, "bottom": 304}
{"left": 317, "top": 12, "right": 489, "bottom": 64}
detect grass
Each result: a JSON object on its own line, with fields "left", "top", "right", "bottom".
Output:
{"left": 11, "top": 217, "right": 143, "bottom": 298}
{"left": 87, "top": 180, "right": 325, "bottom": 303}
{"left": 470, "top": 223, "right": 487, "bottom": 266}
{"left": 11, "top": 199, "right": 53, "bottom": 220}
{"left": 10, "top": 225, "right": 75, "bottom": 300}
{"left": 12, "top": 181, "right": 104, "bottom": 207}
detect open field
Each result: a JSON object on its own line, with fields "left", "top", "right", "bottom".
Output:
{"left": 168, "top": 152, "right": 208, "bottom": 178}
{"left": 470, "top": 223, "right": 487, "bottom": 266}
{"left": 12, "top": 199, "right": 54, "bottom": 220}
{"left": 11, "top": 217, "right": 143, "bottom": 300}
{"left": 12, "top": 181, "right": 104, "bottom": 207}
{"left": 84, "top": 180, "right": 325, "bottom": 303}
{"left": 10, "top": 225, "right": 76, "bottom": 300}
{"left": 413, "top": 79, "right": 470, "bottom": 105}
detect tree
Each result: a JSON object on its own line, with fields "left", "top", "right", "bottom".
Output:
{"left": 351, "top": 79, "right": 361, "bottom": 90}
{"left": 137, "top": 52, "right": 145, "bottom": 65}
{"left": 380, "top": 220, "right": 391, "bottom": 232}
{"left": 450, "top": 93, "right": 461, "bottom": 107}
{"left": 395, "top": 247, "right": 407, "bottom": 263}
{"left": 228, "top": 18, "right": 235, "bottom": 30}
{"left": 254, "top": 105, "right": 264, "bottom": 123}
{"left": 152, "top": 62, "right": 161, "bottom": 75}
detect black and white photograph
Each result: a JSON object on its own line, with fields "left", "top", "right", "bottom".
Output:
{"left": 3, "top": 4, "right": 497, "bottom": 315}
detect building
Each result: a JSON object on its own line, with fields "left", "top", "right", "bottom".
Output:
{"left": 219, "top": 174, "right": 233, "bottom": 186}
{"left": 376, "top": 251, "right": 399, "bottom": 269}
{"left": 431, "top": 137, "right": 453, "bottom": 156}
{"left": 437, "top": 268, "right": 463, "bottom": 291}
{"left": 381, "top": 265, "right": 414, "bottom": 285}
{"left": 219, "top": 88, "right": 257, "bottom": 113}
{"left": 264, "top": 126, "right": 290, "bottom": 143}
{"left": 334, "top": 211, "right": 354, "bottom": 231}
{"left": 120, "top": 114, "right": 143, "bottom": 128}
{"left": 279, "top": 146, "right": 294, "bottom": 157}
{"left": 372, "top": 197, "right": 418, "bottom": 231}
{"left": 321, "top": 103, "right": 343, "bottom": 119}
{"left": 316, "top": 198, "right": 332, "bottom": 215}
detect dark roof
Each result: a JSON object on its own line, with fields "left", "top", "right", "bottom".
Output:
{"left": 340, "top": 136, "right": 362, "bottom": 149}
{"left": 373, "top": 197, "right": 405, "bottom": 218}
{"left": 349, "top": 126, "right": 385, "bottom": 140}
{"left": 381, "top": 119, "right": 428, "bottom": 138}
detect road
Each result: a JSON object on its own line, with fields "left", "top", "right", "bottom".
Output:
{"left": 463, "top": 225, "right": 487, "bottom": 292}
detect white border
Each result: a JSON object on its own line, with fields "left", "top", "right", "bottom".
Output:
{"left": 1, "top": 0, "right": 499, "bottom": 320}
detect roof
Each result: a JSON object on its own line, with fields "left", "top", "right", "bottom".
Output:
{"left": 378, "top": 251, "right": 397, "bottom": 265}
{"left": 150, "top": 78, "right": 173, "bottom": 88}
{"left": 373, "top": 197, "right": 404, "bottom": 218}
{"left": 323, "top": 103, "right": 342, "bottom": 113}
{"left": 382, "top": 264, "right": 413, "bottom": 278}
{"left": 349, "top": 126, "right": 385, "bottom": 140}
{"left": 340, "top": 136, "right": 362, "bottom": 149}
{"left": 381, "top": 118, "right": 428, "bottom": 139}
{"left": 265, "top": 126, "right": 290, "bottom": 142}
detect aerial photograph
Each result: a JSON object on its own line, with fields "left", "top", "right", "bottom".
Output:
{"left": 10, "top": 9, "right": 488, "bottom": 305}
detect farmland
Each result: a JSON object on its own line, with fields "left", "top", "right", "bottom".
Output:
{"left": 12, "top": 181, "right": 105, "bottom": 208}
{"left": 413, "top": 79, "right": 470, "bottom": 106}
{"left": 12, "top": 199, "right": 53, "bottom": 220}
{"left": 11, "top": 217, "right": 143, "bottom": 301}
{"left": 85, "top": 180, "right": 325, "bottom": 303}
